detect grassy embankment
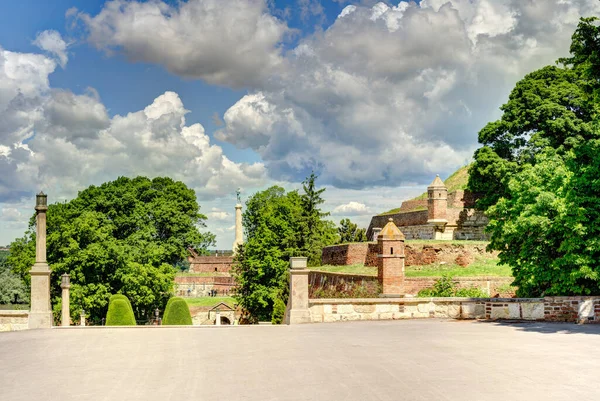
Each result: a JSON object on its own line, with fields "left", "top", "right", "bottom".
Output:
{"left": 184, "top": 296, "right": 236, "bottom": 308}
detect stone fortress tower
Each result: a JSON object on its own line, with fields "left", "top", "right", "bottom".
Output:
{"left": 365, "top": 170, "right": 489, "bottom": 241}
{"left": 427, "top": 175, "right": 450, "bottom": 240}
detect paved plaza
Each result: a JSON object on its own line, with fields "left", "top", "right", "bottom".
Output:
{"left": 1, "top": 319, "right": 600, "bottom": 401}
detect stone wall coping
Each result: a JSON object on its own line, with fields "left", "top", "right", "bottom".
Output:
{"left": 308, "top": 270, "right": 376, "bottom": 277}
{"left": 0, "top": 310, "right": 29, "bottom": 316}
{"left": 308, "top": 297, "right": 549, "bottom": 305}
{"left": 405, "top": 276, "right": 513, "bottom": 281}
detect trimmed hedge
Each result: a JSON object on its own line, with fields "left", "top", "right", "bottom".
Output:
{"left": 162, "top": 297, "right": 192, "bottom": 325}
{"left": 105, "top": 294, "right": 136, "bottom": 326}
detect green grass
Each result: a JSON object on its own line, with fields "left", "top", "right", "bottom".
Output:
{"left": 312, "top": 257, "right": 512, "bottom": 278}
{"left": 405, "top": 257, "right": 512, "bottom": 277}
{"left": 312, "top": 264, "right": 377, "bottom": 276}
{"left": 185, "top": 296, "right": 236, "bottom": 308}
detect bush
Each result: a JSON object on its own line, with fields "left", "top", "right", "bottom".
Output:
{"left": 105, "top": 294, "right": 136, "bottom": 326}
{"left": 418, "top": 275, "right": 488, "bottom": 298}
{"left": 162, "top": 297, "right": 192, "bottom": 325}
{"left": 271, "top": 297, "right": 286, "bottom": 324}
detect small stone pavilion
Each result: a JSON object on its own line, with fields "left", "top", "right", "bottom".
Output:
{"left": 366, "top": 175, "right": 488, "bottom": 241}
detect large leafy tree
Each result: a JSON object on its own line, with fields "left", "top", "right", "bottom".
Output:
{"left": 468, "top": 20, "right": 600, "bottom": 209}
{"left": 8, "top": 176, "right": 214, "bottom": 322}
{"left": 0, "top": 250, "right": 29, "bottom": 305}
{"left": 478, "top": 17, "right": 600, "bottom": 296}
{"left": 232, "top": 186, "right": 303, "bottom": 323}
{"left": 468, "top": 65, "right": 594, "bottom": 209}
{"left": 233, "top": 175, "right": 336, "bottom": 323}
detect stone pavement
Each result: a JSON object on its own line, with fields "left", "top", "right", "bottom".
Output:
{"left": 1, "top": 320, "right": 600, "bottom": 401}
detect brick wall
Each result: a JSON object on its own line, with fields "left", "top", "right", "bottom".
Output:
{"left": 398, "top": 199, "right": 427, "bottom": 211}
{"left": 367, "top": 211, "right": 429, "bottom": 239}
{"left": 189, "top": 256, "right": 234, "bottom": 273}
{"left": 174, "top": 275, "right": 235, "bottom": 297}
{"left": 322, "top": 242, "right": 497, "bottom": 267}
{"left": 321, "top": 243, "right": 371, "bottom": 265}
{"left": 308, "top": 271, "right": 513, "bottom": 298}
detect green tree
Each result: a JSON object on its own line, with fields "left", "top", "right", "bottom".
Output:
{"left": 7, "top": 176, "right": 215, "bottom": 322}
{"left": 300, "top": 172, "right": 337, "bottom": 265}
{"left": 468, "top": 65, "right": 594, "bottom": 208}
{"left": 232, "top": 187, "right": 302, "bottom": 323}
{"left": 232, "top": 176, "right": 336, "bottom": 323}
{"left": 481, "top": 18, "right": 600, "bottom": 296}
{"left": 0, "top": 251, "right": 29, "bottom": 305}
{"left": 337, "top": 218, "right": 367, "bottom": 243}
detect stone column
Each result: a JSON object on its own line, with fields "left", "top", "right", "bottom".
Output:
{"left": 60, "top": 273, "right": 70, "bottom": 327}
{"left": 377, "top": 218, "right": 406, "bottom": 297}
{"left": 232, "top": 204, "right": 243, "bottom": 254}
{"left": 28, "top": 192, "right": 53, "bottom": 329}
{"left": 215, "top": 310, "right": 221, "bottom": 326}
{"left": 285, "top": 257, "right": 312, "bottom": 324}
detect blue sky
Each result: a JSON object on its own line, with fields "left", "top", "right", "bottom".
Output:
{"left": 0, "top": 0, "right": 598, "bottom": 248}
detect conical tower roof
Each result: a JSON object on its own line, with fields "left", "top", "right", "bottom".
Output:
{"left": 428, "top": 174, "right": 446, "bottom": 189}
{"left": 378, "top": 218, "right": 405, "bottom": 241}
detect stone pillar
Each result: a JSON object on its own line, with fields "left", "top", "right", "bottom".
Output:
{"left": 80, "top": 310, "right": 86, "bottom": 327}
{"left": 427, "top": 175, "right": 449, "bottom": 240}
{"left": 377, "top": 218, "right": 406, "bottom": 297}
{"left": 232, "top": 204, "right": 243, "bottom": 254}
{"left": 215, "top": 310, "right": 221, "bottom": 326}
{"left": 285, "top": 257, "right": 312, "bottom": 324}
{"left": 60, "top": 273, "right": 70, "bottom": 327}
{"left": 28, "top": 192, "right": 53, "bottom": 329}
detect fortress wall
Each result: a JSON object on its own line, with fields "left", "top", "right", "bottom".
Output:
{"left": 174, "top": 275, "right": 234, "bottom": 297}
{"left": 367, "top": 210, "right": 429, "bottom": 239}
{"left": 309, "top": 271, "right": 513, "bottom": 298}
{"left": 398, "top": 199, "right": 427, "bottom": 212}
{"left": 188, "top": 256, "right": 234, "bottom": 273}
{"left": 323, "top": 242, "right": 497, "bottom": 267}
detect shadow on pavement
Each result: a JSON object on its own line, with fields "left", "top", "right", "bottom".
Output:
{"left": 474, "top": 319, "right": 600, "bottom": 335}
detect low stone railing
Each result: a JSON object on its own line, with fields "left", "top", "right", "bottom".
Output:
{"left": 0, "top": 310, "right": 29, "bottom": 332}
{"left": 285, "top": 257, "right": 600, "bottom": 324}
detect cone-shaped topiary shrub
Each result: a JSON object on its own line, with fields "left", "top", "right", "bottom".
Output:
{"left": 105, "top": 294, "right": 136, "bottom": 326}
{"left": 162, "top": 297, "right": 192, "bottom": 325}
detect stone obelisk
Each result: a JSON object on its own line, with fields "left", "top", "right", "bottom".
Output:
{"left": 60, "top": 273, "right": 71, "bottom": 327}
{"left": 232, "top": 188, "right": 243, "bottom": 254}
{"left": 28, "top": 192, "right": 53, "bottom": 329}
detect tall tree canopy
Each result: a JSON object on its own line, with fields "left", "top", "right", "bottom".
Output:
{"left": 474, "top": 17, "right": 600, "bottom": 296}
{"left": 233, "top": 174, "right": 336, "bottom": 323}
{"left": 337, "top": 219, "right": 367, "bottom": 243}
{"left": 8, "top": 176, "right": 214, "bottom": 322}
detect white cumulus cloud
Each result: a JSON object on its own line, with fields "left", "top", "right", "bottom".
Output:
{"left": 75, "top": 0, "right": 289, "bottom": 87}
{"left": 332, "top": 201, "right": 371, "bottom": 216}
{"left": 216, "top": 0, "right": 600, "bottom": 189}
{"left": 33, "top": 30, "right": 69, "bottom": 68}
